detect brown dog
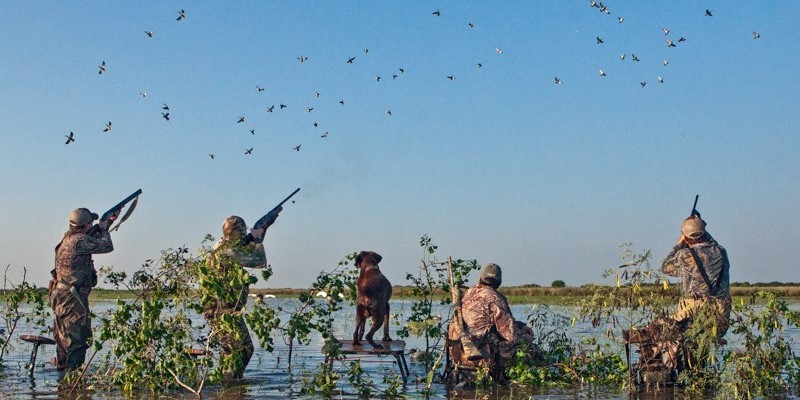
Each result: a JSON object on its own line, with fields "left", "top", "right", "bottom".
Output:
{"left": 353, "top": 251, "right": 392, "bottom": 348}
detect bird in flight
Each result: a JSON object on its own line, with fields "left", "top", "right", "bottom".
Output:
{"left": 620, "top": 54, "right": 625, "bottom": 61}
{"left": 315, "top": 91, "right": 320, "bottom": 98}
{"left": 554, "top": 77, "right": 563, "bottom": 85}
{"left": 313, "top": 122, "right": 318, "bottom": 128}
{"left": 665, "top": 38, "right": 676, "bottom": 47}
{"left": 374, "top": 76, "right": 381, "bottom": 82}
{"left": 306, "top": 107, "right": 314, "bottom": 113}
{"left": 98, "top": 61, "right": 106, "bottom": 74}
{"left": 244, "top": 148, "right": 253, "bottom": 155}
{"left": 386, "top": 110, "right": 392, "bottom": 116}
{"left": 339, "top": 99, "right": 344, "bottom": 105}
{"left": 162, "top": 112, "right": 170, "bottom": 121}
{"left": 662, "top": 28, "right": 670, "bottom": 35}
{"left": 293, "top": 144, "right": 301, "bottom": 152}
{"left": 617, "top": 17, "right": 624, "bottom": 24}
{"left": 145, "top": 31, "right": 154, "bottom": 38}
{"left": 477, "top": 63, "right": 483, "bottom": 68}
{"left": 432, "top": 9, "right": 440, "bottom": 16}
{"left": 139, "top": 92, "right": 147, "bottom": 99}
{"left": 267, "top": 105, "right": 275, "bottom": 112}
{"left": 256, "top": 86, "right": 265, "bottom": 92}
{"left": 297, "top": 55, "right": 308, "bottom": 63}
{"left": 631, "top": 53, "right": 640, "bottom": 62}
{"left": 663, "top": 59, "right": 669, "bottom": 66}
{"left": 392, "top": 74, "right": 398, "bottom": 79}
{"left": 599, "top": 69, "right": 606, "bottom": 77}
{"left": 364, "top": 47, "right": 369, "bottom": 54}
{"left": 678, "top": 36, "right": 686, "bottom": 42}
{"left": 237, "top": 117, "right": 245, "bottom": 123}
{"left": 321, "top": 131, "right": 328, "bottom": 138}
{"left": 162, "top": 104, "right": 169, "bottom": 111}
{"left": 495, "top": 47, "right": 503, "bottom": 54}
{"left": 753, "top": 31, "right": 760, "bottom": 39}
{"left": 446, "top": 75, "right": 455, "bottom": 80}
{"left": 209, "top": 154, "right": 215, "bottom": 159}
{"left": 596, "top": 37, "right": 604, "bottom": 44}
{"left": 280, "top": 104, "right": 287, "bottom": 109}
{"left": 177, "top": 9, "right": 186, "bottom": 21}
{"left": 250, "top": 129, "right": 255, "bottom": 135}
{"left": 399, "top": 68, "right": 405, "bottom": 74}
{"left": 640, "top": 81, "right": 647, "bottom": 88}
{"left": 705, "top": 9, "right": 713, "bottom": 17}
{"left": 103, "top": 122, "right": 112, "bottom": 132}
{"left": 658, "top": 76, "right": 664, "bottom": 84}
{"left": 468, "top": 22, "right": 474, "bottom": 29}
{"left": 347, "top": 56, "right": 356, "bottom": 64}
{"left": 65, "top": 132, "right": 75, "bottom": 144}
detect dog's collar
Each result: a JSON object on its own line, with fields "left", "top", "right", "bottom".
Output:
{"left": 363, "top": 265, "right": 380, "bottom": 272}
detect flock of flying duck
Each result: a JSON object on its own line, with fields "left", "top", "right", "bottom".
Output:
{"left": 65, "top": 4, "right": 762, "bottom": 161}
{"left": 553, "top": 2, "right": 762, "bottom": 89}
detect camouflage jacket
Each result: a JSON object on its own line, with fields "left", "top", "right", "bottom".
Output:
{"left": 202, "top": 238, "right": 266, "bottom": 313}
{"left": 461, "top": 284, "right": 516, "bottom": 343}
{"left": 661, "top": 234, "right": 730, "bottom": 301}
{"left": 54, "top": 228, "right": 113, "bottom": 288}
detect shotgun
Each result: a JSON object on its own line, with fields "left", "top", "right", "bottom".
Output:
{"left": 244, "top": 188, "right": 300, "bottom": 243}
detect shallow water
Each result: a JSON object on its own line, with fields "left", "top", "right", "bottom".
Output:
{"left": 1, "top": 300, "right": 797, "bottom": 399}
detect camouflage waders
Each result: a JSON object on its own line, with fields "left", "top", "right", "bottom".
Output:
{"left": 50, "top": 284, "right": 92, "bottom": 371}
{"left": 204, "top": 310, "right": 254, "bottom": 380}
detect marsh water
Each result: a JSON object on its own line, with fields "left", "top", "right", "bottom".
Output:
{"left": 1, "top": 299, "right": 798, "bottom": 399}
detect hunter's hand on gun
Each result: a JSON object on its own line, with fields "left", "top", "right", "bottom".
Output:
{"left": 250, "top": 227, "right": 265, "bottom": 240}
{"left": 98, "top": 209, "right": 121, "bottom": 230}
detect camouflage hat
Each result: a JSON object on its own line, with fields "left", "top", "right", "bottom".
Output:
{"left": 479, "top": 263, "right": 502, "bottom": 286}
{"left": 69, "top": 208, "right": 98, "bottom": 227}
{"left": 681, "top": 216, "right": 706, "bottom": 240}
{"left": 222, "top": 215, "right": 247, "bottom": 240}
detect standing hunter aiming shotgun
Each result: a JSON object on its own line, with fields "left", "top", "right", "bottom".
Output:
{"left": 50, "top": 189, "right": 142, "bottom": 372}
{"left": 659, "top": 194, "right": 732, "bottom": 371}
{"left": 200, "top": 188, "right": 299, "bottom": 379}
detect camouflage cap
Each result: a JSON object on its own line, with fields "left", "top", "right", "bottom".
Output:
{"left": 681, "top": 216, "right": 706, "bottom": 240}
{"left": 222, "top": 215, "right": 247, "bottom": 240}
{"left": 69, "top": 208, "right": 98, "bottom": 227}
{"left": 479, "top": 263, "right": 502, "bottom": 286}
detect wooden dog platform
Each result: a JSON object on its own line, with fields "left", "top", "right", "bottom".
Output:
{"left": 324, "top": 340, "right": 410, "bottom": 382}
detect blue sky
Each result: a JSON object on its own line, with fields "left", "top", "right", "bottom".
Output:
{"left": 1, "top": 2, "right": 798, "bottom": 289}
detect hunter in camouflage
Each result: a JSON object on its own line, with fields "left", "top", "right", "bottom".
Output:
{"left": 646, "top": 214, "right": 732, "bottom": 371}
{"left": 50, "top": 208, "right": 116, "bottom": 372}
{"left": 456, "top": 263, "right": 536, "bottom": 382}
{"left": 200, "top": 209, "right": 278, "bottom": 379}
{"left": 661, "top": 214, "right": 731, "bottom": 333}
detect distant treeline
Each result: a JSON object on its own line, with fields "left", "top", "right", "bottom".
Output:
{"left": 732, "top": 282, "right": 800, "bottom": 287}
{"left": 246, "top": 283, "right": 800, "bottom": 300}
{"left": 76, "top": 283, "right": 800, "bottom": 302}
